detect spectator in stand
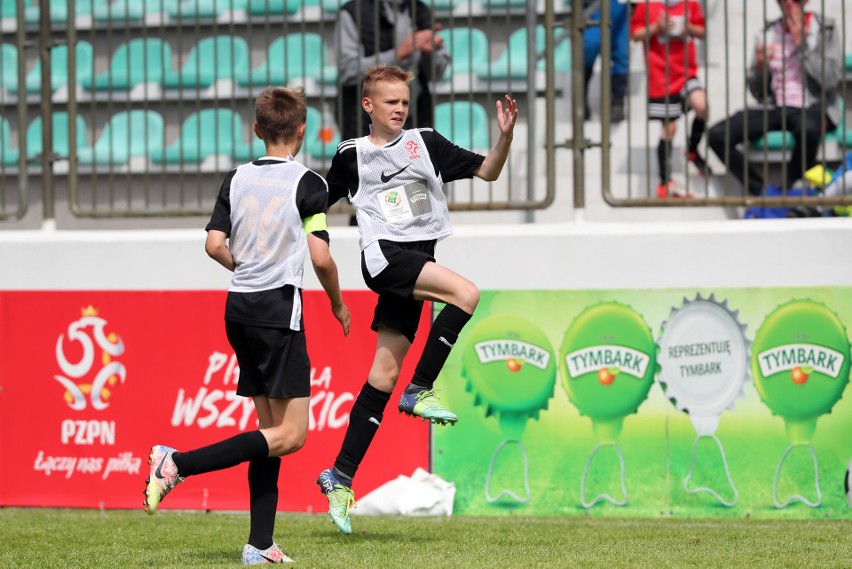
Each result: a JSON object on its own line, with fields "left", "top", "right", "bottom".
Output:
{"left": 708, "top": 0, "right": 843, "bottom": 196}
{"left": 582, "top": 0, "right": 630, "bottom": 122}
{"left": 631, "top": 0, "right": 711, "bottom": 199}
{"left": 333, "top": 0, "right": 450, "bottom": 141}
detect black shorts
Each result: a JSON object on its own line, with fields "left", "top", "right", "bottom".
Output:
{"left": 225, "top": 321, "right": 310, "bottom": 399}
{"left": 648, "top": 77, "right": 703, "bottom": 120}
{"left": 361, "top": 239, "right": 436, "bottom": 343}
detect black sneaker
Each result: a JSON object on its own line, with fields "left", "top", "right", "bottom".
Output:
{"left": 611, "top": 100, "right": 625, "bottom": 123}
{"left": 687, "top": 151, "right": 713, "bottom": 176}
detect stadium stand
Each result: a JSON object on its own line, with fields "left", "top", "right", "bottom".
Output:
{"left": 235, "top": 33, "right": 337, "bottom": 89}
{"left": 82, "top": 38, "right": 174, "bottom": 92}
{"left": 434, "top": 100, "right": 490, "bottom": 153}
{"left": 93, "top": 0, "right": 177, "bottom": 21}
{"left": 24, "top": 0, "right": 99, "bottom": 23}
{"left": 0, "top": 43, "right": 17, "bottom": 96}
{"left": 149, "top": 108, "right": 249, "bottom": 164}
{"left": 24, "top": 41, "right": 94, "bottom": 94}
{"left": 162, "top": 35, "right": 249, "bottom": 89}
{"left": 26, "top": 112, "right": 88, "bottom": 160}
{"left": 247, "top": 0, "right": 305, "bottom": 16}
{"left": 77, "top": 110, "right": 165, "bottom": 166}
{"left": 0, "top": 115, "right": 18, "bottom": 165}
{"left": 167, "top": 0, "right": 247, "bottom": 20}
{"left": 437, "top": 27, "right": 489, "bottom": 83}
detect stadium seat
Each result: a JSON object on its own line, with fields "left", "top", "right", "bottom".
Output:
{"left": 24, "top": 41, "right": 94, "bottom": 94}
{"left": 246, "top": 0, "right": 305, "bottom": 15}
{"left": 1, "top": 0, "right": 29, "bottom": 19}
{"left": 437, "top": 27, "right": 489, "bottom": 82}
{"left": 846, "top": 53, "right": 852, "bottom": 72}
{"left": 0, "top": 43, "right": 18, "bottom": 95}
{"left": 162, "top": 35, "right": 249, "bottom": 89}
{"left": 93, "top": 0, "right": 178, "bottom": 21}
{"left": 479, "top": 25, "right": 568, "bottom": 81}
{"left": 751, "top": 130, "right": 795, "bottom": 152}
{"left": 26, "top": 113, "right": 89, "bottom": 159}
{"left": 826, "top": 99, "right": 851, "bottom": 147}
{"left": 477, "top": 0, "right": 526, "bottom": 7}
{"left": 82, "top": 38, "right": 174, "bottom": 92}
{"left": 167, "top": 0, "right": 248, "bottom": 19}
{"left": 236, "top": 33, "right": 336, "bottom": 87}
{"left": 78, "top": 110, "right": 165, "bottom": 166}
{"left": 0, "top": 115, "right": 20, "bottom": 166}
{"left": 150, "top": 108, "right": 247, "bottom": 163}
{"left": 434, "top": 100, "right": 489, "bottom": 152}
{"left": 24, "top": 0, "right": 98, "bottom": 23}
{"left": 305, "top": 106, "right": 339, "bottom": 160}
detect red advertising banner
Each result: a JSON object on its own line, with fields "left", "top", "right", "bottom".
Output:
{"left": 0, "top": 290, "right": 430, "bottom": 511}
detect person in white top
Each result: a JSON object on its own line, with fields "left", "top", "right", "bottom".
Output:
{"left": 316, "top": 64, "right": 517, "bottom": 535}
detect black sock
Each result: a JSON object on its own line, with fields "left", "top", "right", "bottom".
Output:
{"left": 172, "top": 431, "right": 269, "bottom": 477}
{"left": 410, "top": 304, "right": 472, "bottom": 390}
{"left": 333, "top": 382, "right": 391, "bottom": 481}
{"left": 657, "top": 137, "right": 672, "bottom": 185}
{"left": 248, "top": 457, "right": 280, "bottom": 551}
{"left": 689, "top": 118, "right": 706, "bottom": 153}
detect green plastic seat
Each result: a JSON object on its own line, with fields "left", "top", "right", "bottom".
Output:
{"left": 247, "top": 0, "right": 308, "bottom": 15}
{"left": 434, "top": 101, "right": 489, "bottom": 152}
{"left": 25, "top": 41, "right": 94, "bottom": 94}
{"left": 151, "top": 108, "right": 246, "bottom": 164}
{"left": 162, "top": 35, "right": 249, "bottom": 89}
{"left": 0, "top": 44, "right": 18, "bottom": 95}
{"left": 751, "top": 130, "right": 796, "bottom": 152}
{"left": 845, "top": 53, "right": 852, "bottom": 72}
{"left": 167, "top": 0, "right": 248, "bottom": 19}
{"left": 26, "top": 113, "right": 88, "bottom": 159}
{"left": 24, "top": 0, "right": 98, "bottom": 23}
{"left": 78, "top": 110, "right": 165, "bottom": 165}
{"left": 236, "top": 33, "right": 336, "bottom": 87}
{"left": 481, "top": 0, "right": 526, "bottom": 7}
{"left": 83, "top": 38, "right": 173, "bottom": 91}
{"left": 479, "top": 25, "right": 568, "bottom": 81}
{"left": 246, "top": 106, "right": 338, "bottom": 161}
{"left": 320, "top": 0, "right": 344, "bottom": 14}
{"left": 2, "top": 0, "right": 29, "bottom": 19}
{"left": 437, "top": 27, "right": 489, "bottom": 81}
{"left": 93, "top": 0, "right": 178, "bottom": 21}
{"left": 0, "top": 116, "right": 20, "bottom": 166}
{"left": 825, "top": 99, "right": 851, "bottom": 146}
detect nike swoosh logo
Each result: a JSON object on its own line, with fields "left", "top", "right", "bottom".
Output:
{"left": 439, "top": 336, "right": 455, "bottom": 348}
{"left": 259, "top": 554, "right": 277, "bottom": 563}
{"left": 380, "top": 164, "right": 411, "bottom": 183}
{"left": 154, "top": 456, "right": 167, "bottom": 480}
{"left": 369, "top": 417, "right": 381, "bottom": 426}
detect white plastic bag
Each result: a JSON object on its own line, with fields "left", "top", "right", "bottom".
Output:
{"left": 352, "top": 468, "right": 456, "bottom": 517}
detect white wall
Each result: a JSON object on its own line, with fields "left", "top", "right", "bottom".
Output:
{"left": 2, "top": 218, "right": 850, "bottom": 291}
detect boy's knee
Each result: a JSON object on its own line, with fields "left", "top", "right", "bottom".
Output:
{"left": 459, "top": 282, "right": 480, "bottom": 313}
{"left": 267, "top": 429, "right": 306, "bottom": 457}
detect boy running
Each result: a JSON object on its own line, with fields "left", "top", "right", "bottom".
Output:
{"left": 316, "top": 64, "right": 517, "bottom": 534}
{"left": 143, "top": 86, "right": 350, "bottom": 565}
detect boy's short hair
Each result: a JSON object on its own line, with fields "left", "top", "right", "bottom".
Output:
{"left": 362, "top": 64, "right": 414, "bottom": 99}
{"left": 254, "top": 86, "right": 307, "bottom": 145}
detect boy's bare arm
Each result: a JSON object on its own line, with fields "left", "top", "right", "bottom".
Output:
{"left": 474, "top": 95, "right": 518, "bottom": 182}
{"left": 308, "top": 233, "right": 351, "bottom": 337}
{"left": 205, "top": 229, "right": 235, "bottom": 271}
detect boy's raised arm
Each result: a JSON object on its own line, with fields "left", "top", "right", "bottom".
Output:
{"left": 474, "top": 95, "right": 518, "bottom": 182}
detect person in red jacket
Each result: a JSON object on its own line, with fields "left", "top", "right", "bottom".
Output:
{"left": 631, "top": 0, "right": 711, "bottom": 198}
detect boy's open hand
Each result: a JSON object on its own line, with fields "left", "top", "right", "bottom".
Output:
{"left": 333, "top": 303, "right": 351, "bottom": 337}
{"left": 496, "top": 95, "right": 518, "bottom": 139}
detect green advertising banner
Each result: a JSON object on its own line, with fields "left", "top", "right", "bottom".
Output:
{"left": 433, "top": 287, "right": 852, "bottom": 519}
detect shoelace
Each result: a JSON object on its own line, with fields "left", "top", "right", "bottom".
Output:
{"left": 329, "top": 485, "right": 356, "bottom": 515}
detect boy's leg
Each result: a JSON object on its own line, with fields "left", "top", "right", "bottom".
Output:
{"left": 397, "top": 262, "right": 479, "bottom": 424}
{"left": 317, "top": 328, "right": 409, "bottom": 534}
{"left": 686, "top": 87, "right": 712, "bottom": 175}
{"left": 656, "top": 120, "right": 677, "bottom": 193}
{"left": 247, "top": 457, "right": 281, "bottom": 551}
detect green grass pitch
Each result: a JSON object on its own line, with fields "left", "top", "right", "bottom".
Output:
{"left": 1, "top": 508, "right": 850, "bottom": 567}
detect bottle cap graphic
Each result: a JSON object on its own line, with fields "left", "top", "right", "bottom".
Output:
{"left": 750, "top": 299, "right": 851, "bottom": 508}
{"left": 559, "top": 302, "right": 656, "bottom": 508}
{"left": 461, "top": 314, "right": 557, "bottom": 504}
{"left": 657, "top": 293, "right": 750, "bottom": 507}
{"left": 559, "top": 301, "right": 656, "bottom": 442}
{"left": 462, "top": 314, "right": 557, "bottom": 434}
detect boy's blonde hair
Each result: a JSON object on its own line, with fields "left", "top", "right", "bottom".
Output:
{"left": 254, "top": 86, "right": 307, "bottom": 145}
{"left": 362, "top": 64, "right": 414, "bottom": 99}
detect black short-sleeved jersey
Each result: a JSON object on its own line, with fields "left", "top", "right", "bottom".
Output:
{"left": 206, "top": 157, "right": 329, "bottom": 329}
